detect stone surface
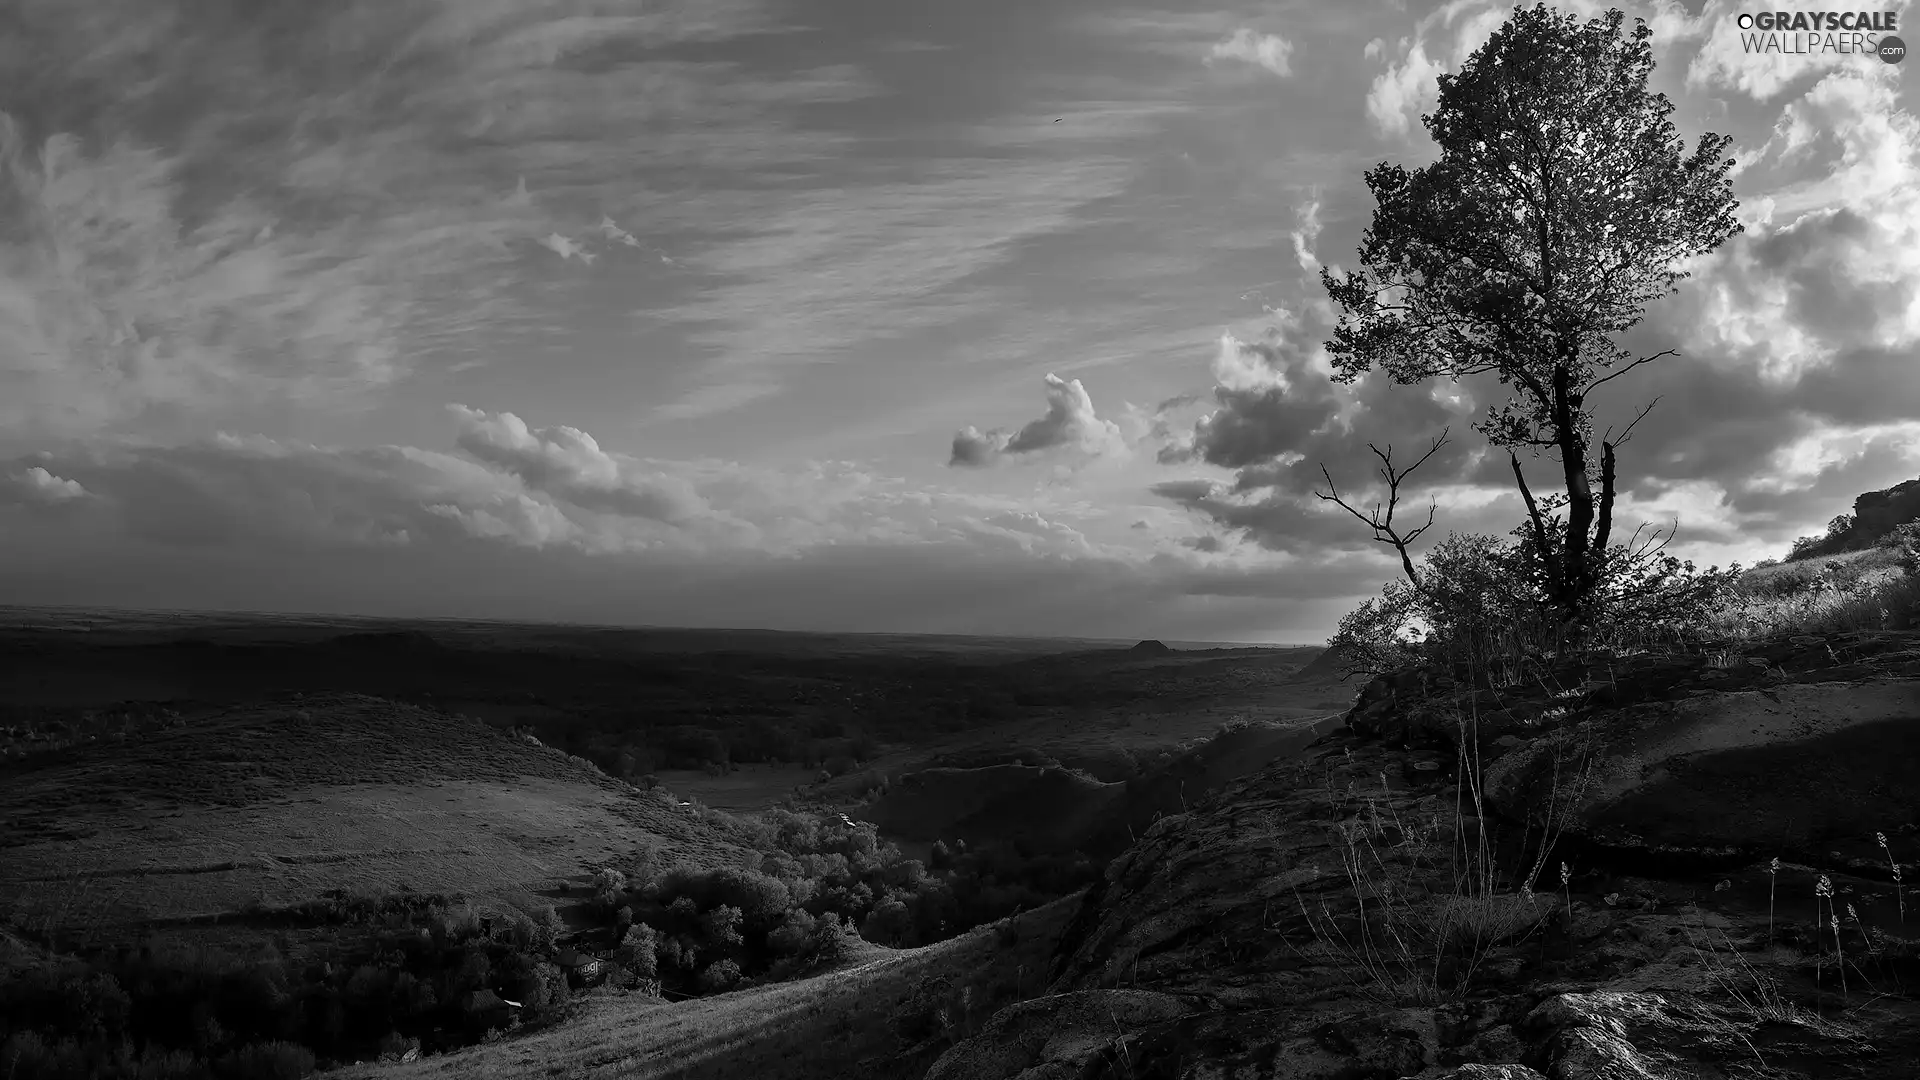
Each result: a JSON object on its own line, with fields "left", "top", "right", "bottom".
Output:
{"left": 1484, "top": 678, "right": 1920, "bottom": 862}
{"left": 922, "top": 989, "right": 1195, "bottom": 1080}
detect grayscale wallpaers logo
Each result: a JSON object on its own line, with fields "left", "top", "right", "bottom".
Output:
{"left": 1734, "top": 11, "right": 1905, "bottom": 63}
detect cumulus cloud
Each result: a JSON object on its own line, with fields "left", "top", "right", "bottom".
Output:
{"left": 1363, "top": 4, "right": 1522, "bottom": 138}
{"left": 1206, "top": 29, "right": 1295, "bottom": 77}
{"left": 448, "top": 405, "right": 708, "bottom": 523}
{"left": 6, "top": 465, "right": 90, "bottom": 505}
{"left": 949, "top": 373, "right": 1126, "bottom": 467}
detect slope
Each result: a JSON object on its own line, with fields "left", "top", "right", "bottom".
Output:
{"left": 0, "top": 691, "right": 754, "bottom": 948}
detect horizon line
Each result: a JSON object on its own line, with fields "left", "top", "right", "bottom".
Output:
{"left": 0, "top": 602, "right": 1327, "bottom": 650}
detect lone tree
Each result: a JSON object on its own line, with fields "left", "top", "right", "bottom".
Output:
{"left": 1321, "top": 5, "right": 1741, "bottom": 639}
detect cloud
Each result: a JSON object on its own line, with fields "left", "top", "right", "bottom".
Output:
{"left": 949, "top": 427, "right": 1003, "bottom": 469}
{"left": 448, "top": 405, "right": 708, "bottom": 523}
{"left": 1158, "top": 324, "right": 1348, "bottom": 469}
{"left": 1206, "top": 29, "right": 1295, "bottom": 77}
{"left": 1363, "top": 3, "right": 1522, "bottom": 138}
{"left": 1290, "top": 199, "right": 1324, "bottom": 274}
{"left": 949, "top": 374, "right": 1126, "bottom": 467}
{"left": 0, "top": 416, "right": 1358, "bottom": 642}
{"left": 1155, "top": 6, "right": 1920, "bottom": 581}
{"left": 1684, "top": 2, "right": 1860, "bottom": 101}
{"left": 0, "top": 0, "right": 871, "bottom": 440}
{"left": 6, "top": 465, "right": 90, "bottom": 505}
{"left": 649, "top": 157, "right": 1138, "bottom": 420}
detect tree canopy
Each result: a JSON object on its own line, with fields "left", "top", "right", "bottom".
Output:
{"left": 1321, "top": 4, "right": 1742, "bottom": 636}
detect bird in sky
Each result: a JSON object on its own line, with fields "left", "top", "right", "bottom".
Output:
{"left": 539, "top": 232, "right": 595, "bottom": 265}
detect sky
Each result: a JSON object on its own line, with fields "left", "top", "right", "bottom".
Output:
{"left": 0, "top": 0, "right": 1916, "bottom": 644}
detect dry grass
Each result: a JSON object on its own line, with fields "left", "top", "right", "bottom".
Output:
{"left": 326, "top": 893, "right": 1080, "bottom": 1080}
{"left": 1295, "top": 765, "right": 1562, "bottom": 1005}
{"left": 1707, "top": 547, "right": 1920, "bottom": 641}
{"left": 1294, "top": 631, "right": 1601, "bottom": 1005}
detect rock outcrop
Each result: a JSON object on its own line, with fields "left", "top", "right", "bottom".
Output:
{"left": 1486, "top": 678, "right": 1920, "bottom": 865}
{"left": 927, "top": 631, "right": 1920, "bottom": 1079}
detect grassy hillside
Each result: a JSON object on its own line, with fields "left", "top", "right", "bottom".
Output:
{"left": 0, "top": 692, "right": 755, "bottom": 952}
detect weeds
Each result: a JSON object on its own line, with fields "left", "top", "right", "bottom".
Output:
{"left": 1815, "top": 875, "right": 1847, "bottom": 996}
{"left": 1878, "top": 832, "right": 1906, "bottom": 925}
{"left": 1293, "top": 635, "right": 1595, "bottom": 1004}
{"left": 1766, "top": 858, "right": 1779, "bottom": 945}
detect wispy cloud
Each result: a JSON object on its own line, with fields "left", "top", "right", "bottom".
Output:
{"left": 1206, "top": 29, "right": 1296, "bottom": 78}
{"left": 0, "top": 0, "right": 867, "bottom": 440}
{"left": 648, "top": 158, "right": 1140, "bottom": 420}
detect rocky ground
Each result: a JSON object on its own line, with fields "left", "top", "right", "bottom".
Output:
{"left": 925, "top": 630, "right": 1920, "bottom": 1079}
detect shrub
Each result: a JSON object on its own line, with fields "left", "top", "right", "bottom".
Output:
{"left": 862, "top": 897, "right": 914, "bottom": 947}
{"left": 374, "top": 1031, "right": 419, "bottom": 1063}
{"left": 615, "top": 922, "right": 660, "bottom": 980}
{"left": 699, "top": 905, "right": 745, "bottom": 949}
{"left": 695, "top": 959, "right": 741, "bottom": 994}
{"left": 765, "top": 910, "right": 816, "bottom": 956}
{"left": 1327, "top": 584, "right": 1424, "bottom": 679}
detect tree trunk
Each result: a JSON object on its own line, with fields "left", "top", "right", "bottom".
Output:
{"left": 1551, "top": 361, "right": 1595, "bottom": 635}
{"left": 1511, "top": 452, "right": 1560, "bottom": 589}
{"left": 1592, "top": 440, "right": 1617, "bottom": 598}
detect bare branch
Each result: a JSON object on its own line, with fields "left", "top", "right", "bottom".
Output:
{"left": 1580, "top": 349, "right": 1677, "bottom": 398}
{"left": 1611, "top": 396, "right": 1660, "bottom": 447}
{"left": 1316, "top": 429, "right": 1452, "bottom": 592}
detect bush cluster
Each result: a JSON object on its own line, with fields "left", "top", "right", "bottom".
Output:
{"left": 1330, "top": 521, "right": 1739, "bottom": 680}
{"left": 585, "top": 811, "right": 1099, "bottom": 998}
{"left": 0, "top": 893, "right": 573, "bottom": 1078}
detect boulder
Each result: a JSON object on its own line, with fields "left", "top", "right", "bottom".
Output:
{"left": 1527, "top": 989, "right": 1875, "bottom": 1080}
{"left": 922, "top": 990, "right": 1194, "bottom": 1080}
{"left": 1485, "top": 678, "right": 1920, "bottom": 862}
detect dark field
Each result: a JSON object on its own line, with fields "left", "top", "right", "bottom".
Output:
{"left": 0, "top": 605, "right": 1344, "bottom": 783}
